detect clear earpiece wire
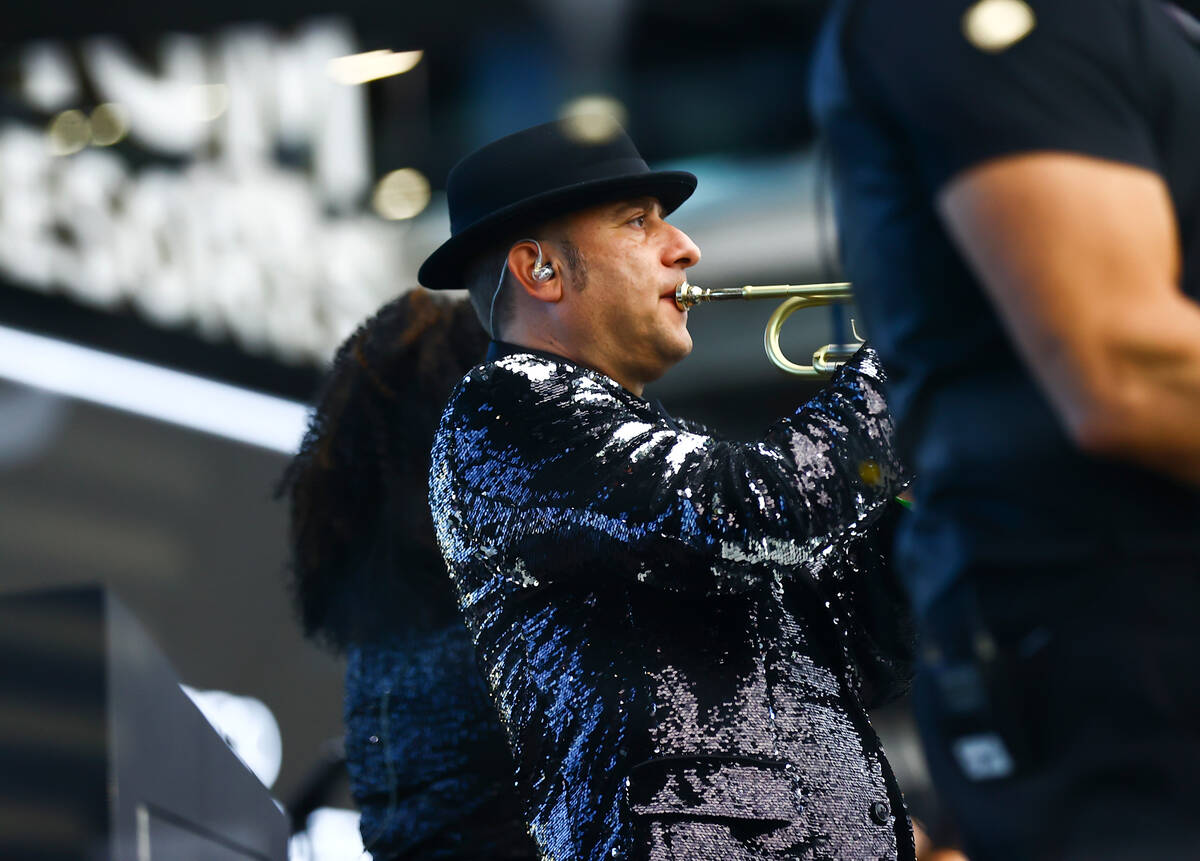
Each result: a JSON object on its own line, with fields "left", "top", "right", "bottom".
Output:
{"left": 489, "top": 238, "right": 544, "bottom": 339}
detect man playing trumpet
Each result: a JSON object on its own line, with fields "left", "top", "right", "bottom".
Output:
{"left": 425, "top": 119, "right": 915, "bottom": 860}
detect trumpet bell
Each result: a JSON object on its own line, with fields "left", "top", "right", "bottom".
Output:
{"left": 762, "top": 293, "right": 862, "bottom": 377}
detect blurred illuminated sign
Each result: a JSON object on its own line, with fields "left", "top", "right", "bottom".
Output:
{"left": 2, "top": 21, "right": 427, "bottom": 365}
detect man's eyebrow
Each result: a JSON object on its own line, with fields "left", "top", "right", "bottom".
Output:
{"left": 611, "top": 198, "right": 662, "bottom": 216}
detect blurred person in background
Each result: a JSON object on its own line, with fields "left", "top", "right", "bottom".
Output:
{"left": 812, "top": 1, "right": 1200, "bottom": 859}
{"left": 424, "top": 120, "right": 917, "bottom": 860}
{"left": 280, "top": 290, "right": 536, "bottom": 860}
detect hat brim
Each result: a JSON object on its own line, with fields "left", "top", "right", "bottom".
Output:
{"left": 418, "top": 170, "right": 697, "bottom": 291}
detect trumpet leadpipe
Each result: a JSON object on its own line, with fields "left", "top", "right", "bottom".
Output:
{"left": 675, "top": 281, "right": 852, "bottom": 310}
{"left": 676, "top": 279, "right": 861, "bottom": 377}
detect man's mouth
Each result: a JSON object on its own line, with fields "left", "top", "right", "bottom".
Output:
{"left": 662, "top": 282, "right": 687, "bottom": 306}
{"left": 661, "top": 293, "right": 685, "bottom": 313}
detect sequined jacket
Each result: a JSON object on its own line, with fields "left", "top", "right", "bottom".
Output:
{"left": 430, "top": 343, "right": 915, "bottom": 861}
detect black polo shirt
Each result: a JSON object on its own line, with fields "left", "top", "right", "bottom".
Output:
{"left": 811, "top": 0, "right": 1200, "bottom": 613}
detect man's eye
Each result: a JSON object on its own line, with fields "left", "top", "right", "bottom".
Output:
{"left": 628, "top": 215, "right": 646, "bottom": 228}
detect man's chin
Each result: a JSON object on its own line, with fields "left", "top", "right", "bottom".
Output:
{"left": 676, "top": 329, "right": 694, "bottom": 359}
{"left": 660, "top": 334, "right": 693, "bottom": 369}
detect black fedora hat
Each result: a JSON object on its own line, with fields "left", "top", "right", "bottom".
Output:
{"left": 418, "top": 119, "right": 697, "bottom": 290}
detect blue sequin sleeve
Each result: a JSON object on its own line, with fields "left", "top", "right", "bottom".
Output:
{"left": 433, "top": 346, "right": 904, "bottom": 597}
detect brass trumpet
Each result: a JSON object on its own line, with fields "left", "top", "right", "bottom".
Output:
{"left": 675, "top": 281, "right": 864, "bottom": 377}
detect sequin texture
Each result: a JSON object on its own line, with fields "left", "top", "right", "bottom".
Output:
{"left": 343, "top": 627, "right": 535, "bottom": 858}
{"left": 430, "top": 346, "right": 915, "bottom": 860}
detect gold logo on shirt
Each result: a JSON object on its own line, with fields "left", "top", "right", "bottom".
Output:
{"left": 963, "top": 0, "right": 1037, "bottom": 53}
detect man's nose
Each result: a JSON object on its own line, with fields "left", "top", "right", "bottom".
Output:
{"left": 664, "top": 223, "right": 701, "bottom": 269}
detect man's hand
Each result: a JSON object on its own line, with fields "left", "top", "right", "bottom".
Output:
{"left": 938, "top": 152, "right": 1200, "bottom": 486}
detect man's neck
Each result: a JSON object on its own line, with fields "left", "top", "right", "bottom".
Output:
{"left": 487, "top": 339, "right": 570, "bottom": 365}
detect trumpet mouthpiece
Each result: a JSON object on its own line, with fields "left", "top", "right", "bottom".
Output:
{"left": 675, "top": 281, "right": 706, "bottom": 310}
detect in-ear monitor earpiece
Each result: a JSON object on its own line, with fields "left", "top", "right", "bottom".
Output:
{"left": 529, "top": 239, "right": 554, "bottom": 281}
{"left": 489, "top": 237, "right": 553, "bottom": 338}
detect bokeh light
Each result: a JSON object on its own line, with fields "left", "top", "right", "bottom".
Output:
{"left": 47, "top": 109, "right": 90, "bottom": 155}
{"left": 89, "top": 103, "right": 129, "bottom": 146}
{"left": 327, "top": 49, "right": 423, "bottom": 86}
{"left": 371, "top": 168, "right": 431, "bottom": 220}
{"left": 963, "top": 0, "right": 1037, "bottom": 53}
{"left": 558, "top": 95, "right": 628, "bottom": 143}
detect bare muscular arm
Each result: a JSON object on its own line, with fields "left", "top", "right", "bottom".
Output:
{"left": 938, "top": 152, "right": 1200, "bottom": 486}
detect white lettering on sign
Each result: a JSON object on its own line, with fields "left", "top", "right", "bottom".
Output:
{"left": 4, "top": 20, "right": 412, "bottom": 365}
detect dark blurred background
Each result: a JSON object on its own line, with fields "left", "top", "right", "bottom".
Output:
{"left": 0, "top": 0, "right": 944, "bottom": 854}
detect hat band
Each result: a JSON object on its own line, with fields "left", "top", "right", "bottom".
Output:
{"left": 562, "top": 155, "right": 652, "bottom": 184}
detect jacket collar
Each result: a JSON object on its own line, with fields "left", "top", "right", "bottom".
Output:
{"left": 484, "top": 340, "right": 681, "bottom": 430}
{"left": 485, "top": 339, "right": 573, "bottom": 366}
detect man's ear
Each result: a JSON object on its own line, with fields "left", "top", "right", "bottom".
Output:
{"left": 508, "top": 242, "right": 561, "bottom": 304}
